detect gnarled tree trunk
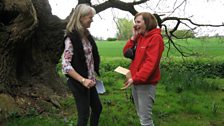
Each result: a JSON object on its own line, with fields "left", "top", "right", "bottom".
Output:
{"left": 0, "top": 0, "right": 67, "bottom": 118}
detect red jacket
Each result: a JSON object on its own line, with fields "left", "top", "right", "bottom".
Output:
{"left": 123, "top": 28, "right": 164, "bottom": 85}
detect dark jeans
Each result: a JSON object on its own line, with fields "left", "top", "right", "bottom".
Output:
{"left": 68, "top": 79, "right": 102, "bottom": 126}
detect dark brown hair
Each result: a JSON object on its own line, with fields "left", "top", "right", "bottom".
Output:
{"left": 134, "top": 12, "right": 157, "bottom": 31}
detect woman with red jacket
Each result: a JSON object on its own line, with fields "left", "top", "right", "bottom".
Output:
{"left": 123, "top": 12, "right": 164, "bottom": 126}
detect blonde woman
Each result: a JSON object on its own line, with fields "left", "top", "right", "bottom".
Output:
{"left": 62, "top": 4, "right": 102, "bottom": 126}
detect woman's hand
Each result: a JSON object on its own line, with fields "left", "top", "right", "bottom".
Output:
{"left": 131, "top": 25, "right": 139, "bottom": 41}
{"left": 121, "top": 78, "right": 133, "bottom": 90}
{"left": 82, "top": 79, "right": 96, "bottom": 89}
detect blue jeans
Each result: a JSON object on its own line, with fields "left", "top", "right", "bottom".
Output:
{"left": 68, "top": 79, "right": 102, "bottom": 126}
{"left": 132, "top": 84, "right": 156, "bottom": 126}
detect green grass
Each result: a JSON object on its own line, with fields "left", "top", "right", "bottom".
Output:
{"left": 6, "top": 116, "right": 65, "bottom": 126}
{"left": 5, "top": 37, "right": 224, "bottom": 126}
{"left": 96, "top": 41, "right": 126, "bottom": 58}
{"left": 154, "top": 84, "right": 224, "bottom": 126}
{"left": 96, "top": 37, "right": 224, "bottom": 58}
{"left": 163, "top": 37, "right": 224, "bottom": 57}
{"left": 5, "top": 76, "right": 224, "bottom": 126}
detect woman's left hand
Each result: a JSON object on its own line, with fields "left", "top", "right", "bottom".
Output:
{"left": 121, "top": 78, "right": 133, "bottom": 90}
{"left": 83, "top": 79, "right": 96, "bottom": 89}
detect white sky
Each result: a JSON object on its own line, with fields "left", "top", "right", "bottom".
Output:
{"left": 48, "top": 0, "right": 224, "bottom": 39}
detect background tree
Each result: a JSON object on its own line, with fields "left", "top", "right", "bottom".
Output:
{"left": 162, "top": 29, "right": 195, "bottom": 39}
{"left": 116, "top": 18, "right": 133, "bottom": 40}
{"left": 0, "top": 0, "right": 224, "bottom": 117}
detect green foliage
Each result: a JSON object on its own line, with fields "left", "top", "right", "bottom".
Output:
{"left": 211, "top": 101, "right": 219, "bottom": 115}
{"left": 115, "top": 18, "right": 133, "bottom": 40}
{"left": 164, "top": 58, "right": 224, "bottom": 78}
{"left": 161, "top": 29, "right": 195, "bottom": 38}
{"left": 107, "top": 37, "right": 117, "bottom": 41}
{"left": 173, "top": 29, "right": 195, "bottom": 38}
{"left": 160, "top": 58, "right": 223, "bottom": 93}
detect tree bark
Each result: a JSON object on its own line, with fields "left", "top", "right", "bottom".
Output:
{"left": 0, "top": 0, "right": 67, "bottom": 115}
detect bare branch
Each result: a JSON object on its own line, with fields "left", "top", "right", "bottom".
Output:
{"left": 173, "top": 0, "right": 187, "bottom": 12}
{"left": 160, "top": 15, "right": 224, "bottom": 57}
{"left": 93, "top": 0, "right": 148, "bottom": 15}
{"left": 163, "top": 16, "right": 224, "bottom": 27}
{"left": 78, "top": 0, "right": 91, "bottom": 5}
{"left": 163, "top": 24, "right": 191, "bottom": 57}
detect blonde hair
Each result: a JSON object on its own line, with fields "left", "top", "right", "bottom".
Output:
{"left": 134, "top": 12, "right": 157, "bottom": 31}
{"left": 65, "top": 4, "right": 96, "bottom": 36}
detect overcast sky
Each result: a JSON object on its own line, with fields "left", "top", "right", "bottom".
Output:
{"left": 49, "top": 0, "right": 224, "bottom": 39}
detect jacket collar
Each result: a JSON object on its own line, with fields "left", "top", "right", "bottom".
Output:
{"left": 140, "top": 28, "right": 161, "bottom": 38}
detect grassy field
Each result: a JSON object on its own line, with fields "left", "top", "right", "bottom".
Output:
{"left": 6, "top": 37, "right": 224, "bottom": 126}
{"left": 96, "top": 40, "right": 126, "bottom": 58}
{"left": 97, "top": 37, "right": 224, "bottom": 58}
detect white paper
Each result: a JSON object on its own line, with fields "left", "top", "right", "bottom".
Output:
{"left": 95, "top": 80, "right": 106, "bottom": 94}
{"left": 114, "top": 66, "right": 130, "bottom": 75}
